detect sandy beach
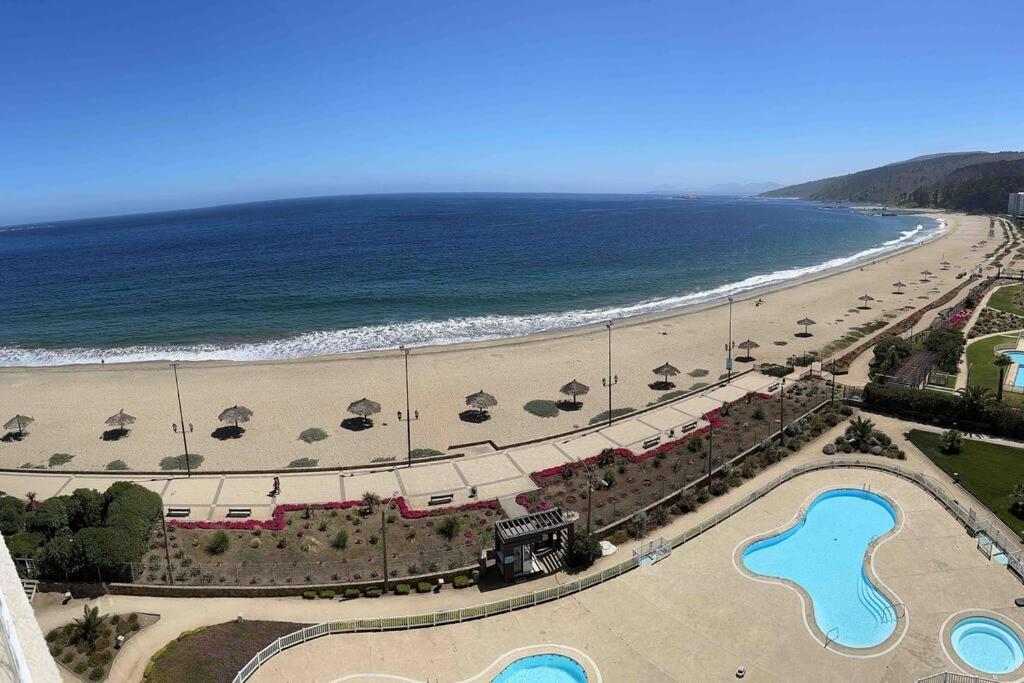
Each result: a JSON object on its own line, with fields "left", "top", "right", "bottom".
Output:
{"left": 0, "top": 212, "right": 998, "bottom": 473}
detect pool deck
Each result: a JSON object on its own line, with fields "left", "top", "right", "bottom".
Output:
{"left": 243, "top": 467, "right": 1024, "bottom": 682}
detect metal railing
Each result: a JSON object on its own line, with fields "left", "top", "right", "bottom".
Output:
{"left": 230, "top": 456, "right": 1001, "bottom": 683}
{"left": 918, "top": 673, "right": 998, "bottom": 683}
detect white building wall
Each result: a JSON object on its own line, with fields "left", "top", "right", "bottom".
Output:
{"left": 0, "top": 537, "right": 60, "bottom": 682}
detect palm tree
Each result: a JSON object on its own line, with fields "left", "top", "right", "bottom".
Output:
{"left": 361, "top": 491, "right": 381, "bottom": 514}
{"left": 845, "top": 416, "right": 876, "bottom": 451}
{"left": 957, "top": 384, "right": 994, "bottom": 418}
{"left": 994, "top": 354, "right": 1013, "bottom": 402}
{"left": 1013, "top": 483, "right": 1024, "bottom": 516}
{"left": 73, "top": 605, "right": 105, "bottom": 648}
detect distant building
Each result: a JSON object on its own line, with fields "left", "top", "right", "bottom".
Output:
{"left": 1010, "top": 192, "right": 1024, "bottom": 216}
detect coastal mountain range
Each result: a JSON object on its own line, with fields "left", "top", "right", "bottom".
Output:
{"left": 761, "top": 151, "right": 1024, "bottom": 213}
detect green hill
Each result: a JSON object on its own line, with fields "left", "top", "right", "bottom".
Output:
{"left": 762, "top": 151, "right": 1024, "bottom": 213}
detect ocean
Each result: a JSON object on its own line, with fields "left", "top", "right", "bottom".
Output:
{"left": 0, "top": 193, "right": 941, "bottom": 366}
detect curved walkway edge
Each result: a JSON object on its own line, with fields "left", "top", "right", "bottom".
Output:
{"left": 227, "top": 456, "right": 997, "bottom": 683}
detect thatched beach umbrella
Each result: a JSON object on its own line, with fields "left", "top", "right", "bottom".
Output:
{"left": 795, "top": 318, "right": 816, "bottom": 337}
{"left": 105, "top": 409, "right": 136, "bottom": 431}
{"left": 652, "top": 362, "right": 681, "bottom": 384}
{"left": 559, "top": 379, "right": 590, "bottom": 406}
{"left": 218, "top": 405, "right": 254, "bottom": 429}
{"left": 347, "top": 398, "right": 381, "bottom": 420}
{"left": 857, "top": 294, "right": 875, "bottom": 309}
{"left": 920, "top": 269, "right": 933, "bottom": 281}
{"left": 4, "top": 415, "right": 33, "bottom": 437}
{"left": 465, "top": 390, "right": 497, "bottom": 413}
{"left": 892, "top": 281, "right": 907, "bottom": 295}
{"left": 736, "top": 339, "right": 760, "bottom": 361}
{"left": 940, "top": 260, "right": 951, "bottom": 270}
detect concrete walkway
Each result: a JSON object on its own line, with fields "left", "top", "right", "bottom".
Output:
{"left": 1, "top": 372, "right": 779, "bottom": 521}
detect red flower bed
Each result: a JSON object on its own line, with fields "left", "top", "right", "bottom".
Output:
{"left": 169, "top": 497, "right": 500, "bottom": 531}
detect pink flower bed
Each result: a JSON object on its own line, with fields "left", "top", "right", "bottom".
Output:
{"left": 169, "top": 496, "right": 500, "bottom": 531}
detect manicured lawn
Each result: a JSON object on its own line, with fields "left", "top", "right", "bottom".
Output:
{"left": 909, "top": 429, "right": 1024, "bottom": 537}
{"left": 147, "top": 621, "right": 302, "bottom": 683}
{"left": 987, "top": 284, "right": 1024, "bottom": 316}
{"left": 964, "top": 334, "right": 1023, "bottom": 405}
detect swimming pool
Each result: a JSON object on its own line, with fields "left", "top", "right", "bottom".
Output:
{"left": 950, "top": 616, "right": 1024, "bottom": 675}
{"left": 1000, "top": 350, "right": 1024, "bottom": 388}
{"left": 491, "top": 654, "right": 588, "bottom": 682}
{"left": 742, "top": 488, "right": 898, "bottom": 649}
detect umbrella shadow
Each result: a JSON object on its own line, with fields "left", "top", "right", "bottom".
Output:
{"left": 101, "top": 428, "right": 130, "bottom": 442}
{"left": 211, "top": 425, "right": 246, "bottom": 440}
{"left": 1, "top": 432, "right": 24, "bottom": 443}
{"left": 648, "top": 381, "right": 676, "bottom": 391}
{"left": 341, "top": 417, "right": 373, "bottom": 432}
{"left": 459, "top": 410, "right": 491, "bottom": 424}
{"left": 555, "top": 400, "right": 583, "bottom": 412}
{"left": 794, "top": 332, "right": 814, "bottom": 338}
{"left": 735, "top": 355, "right": 756, "bottom": 363}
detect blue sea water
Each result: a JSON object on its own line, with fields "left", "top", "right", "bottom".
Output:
{"left": 0, "top": 193, "right": 940, "bottom": 366}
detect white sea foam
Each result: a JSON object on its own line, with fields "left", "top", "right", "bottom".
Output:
{"left": 0, "top": 218, "right": 945, "bottom": 367}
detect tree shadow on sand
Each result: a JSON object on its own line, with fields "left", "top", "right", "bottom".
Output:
{"left": 101, "top": 428, "right": 130, "bottom": 442}
{"left": 211, "top": 425, "right": 246, "bottom": 440}
{"left": 459, "top": 410, "right": 491, "bottom": 424}
{"left": 340, "top": 417, "right": 374, "bottom": 432}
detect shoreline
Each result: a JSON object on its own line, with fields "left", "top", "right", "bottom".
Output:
{"left": 0, "top": 210, "right": 948, "bottom": 372}
{"left": 0, "top": 212, "right": 997, "bottom": 473}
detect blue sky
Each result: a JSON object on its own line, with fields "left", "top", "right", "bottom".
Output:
{"left": 2, "top": 0, "right": 1022, "bottom": 225}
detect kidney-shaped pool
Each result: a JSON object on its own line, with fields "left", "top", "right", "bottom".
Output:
{"left": 742, "top": 488, "right": 899, "bottom": 649}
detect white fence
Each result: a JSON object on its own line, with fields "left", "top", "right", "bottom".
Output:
{"left": 231, "top": 457, "right": 1005, "bottom": 683}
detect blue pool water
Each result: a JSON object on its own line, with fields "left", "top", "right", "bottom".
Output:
{"left": 742, "top": 488, "right": 898, "bottom": 648}
{"left": 492, "top": 654, "right": 587, "bottom": 682}
{"left": 951, "top": 616, "right": 1024, "bottom": 675}
{"left": 1001, "top": 351, "right": 1024, "bottom": 388}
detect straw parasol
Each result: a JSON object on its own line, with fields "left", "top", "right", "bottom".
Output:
{"left": 892, "top": 281, "right": 906, "bottom": 295}
{"left": 465, "top": 390, "right": 497, "bottom": 413}
{"left": 3, "top": 415, "right": 33, "bottom": 437}
{"left": 940, "top": 260, "right": 951, "bottom": 270}
{"left": 795, "top": 318, "right": 816, "bottom": 337}
{"left": 652, "top": 362, "right": 680, "bottom": 384}
{"left": 346, "top": 398, "right": 381, "bottom": 420}
{"left": 736, "top": 339, "right": 760, "bottom": 361}
{"left": 857, "top": 294, "right": 875, "bottom": 309}
{"left": 105, "top": 409, "right": 136, "bottom": 431}
{"left": 218, "top": 405, "right": 254, "bottom": 429}
{"left": 920, "top": 269, "right": 933, "bottom": 281}
{"left": 559, "top": 379, "right": 590, "bottom": 406}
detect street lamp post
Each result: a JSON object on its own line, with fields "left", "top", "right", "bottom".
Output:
{"left": 169, "top": 361, "right": 192, "bottom": 477}
{"left": 396, "top": 346, "right": 420, "bottom": 468}
{"left": 726, "top": 296, "right": 734, "bottom": 380}
{"left": 601, "top": 321, "right": 618, "bottom": 427}
{"left": 707, "top": 421, "right": 714, "bottom": 482}
{"left": 778, "top": 378, "right": 786, "bottom": 442}
{"left": 381, "top": 491, "right": 400, "bottom": 593}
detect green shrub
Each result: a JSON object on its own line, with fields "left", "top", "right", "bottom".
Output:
{"left": 416, "top": 582, "right": 433, "bottom": 593}
{"left": 709, "top": 479, "right": 729, "bottom": 496}
{"left": 302, "top": 590, "right": 316, "bottom": 600}
{"left": 105, "top": 460, "right": 129, "bottom": 471}
{"left": 395, "top": 583, "right": 411, "bottom": 595}
{"left": 286, "top": 457, "right": 319, "bottom": 468}
{"left": 319, "top": 590, "right": 335, "bottom": 599}
{"left": 6, "top": 531, "right": 43, "bottom": 557}
{"left": 89, "top": 666, "right": 104, "bottom": 681}
{"left": 331, "top": 530, "right": 348, "bottom": 549}
{"left": 74, "top": 662, "right": 88, "bottom": 674}
{"left": 365, "top": 587, "right": 383, "bottom": 597}
{"left": 568, "top": 533, "right": 601, "bottom": 569}
{"left": 453, "top": 575, "right": 472, "bottom": 588}
{"left": 158, "top": 453, "right": 204, "bottom": 471}
{"left": 524, "top": 400, "right": 560, "bottom": 418}
{"left": 438, "top": 515, "right": 461, "bottom": 540}
{"left": 343, "top": 588, "right": 361, "bottom": 599}
{"left": 940, "top": 429, "right": 964, "bottom": 454}
{"left": 205, "top": 531, "right": 230, "bottom": 555}
{"left": 49, "top": 452, "right": 75, "bottom": 467}
{"left": 298, "top": 427, "right": 328, "bottom": 444}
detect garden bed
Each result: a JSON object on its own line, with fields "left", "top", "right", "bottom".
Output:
{"left": 144, "top": 498, "right": 502, "bottom": 587}
{"left": 144, "top": 620, "right": 302, "bottom": 683}
{"left": 47, "top": 609, "right": 158, "bottom": 681}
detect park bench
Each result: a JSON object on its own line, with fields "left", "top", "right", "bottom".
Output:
{"left": 226, "top": 508, "right": 252, "bottom": 518}
{"left": 428, "top": 494, "right": 454, "bottom": 506}
{"left": 166, "top": 507, "right": 191, "bottom": 518}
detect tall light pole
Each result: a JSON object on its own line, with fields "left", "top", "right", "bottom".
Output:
{"left": 381, "top": 490, "right": 400, "bottom": 593}
{"left": 396, "top": 346, "right": 420, "bottom": 468}
{"left": 778, "top": 377, "right": 786, "bottom": 442}
{"left": 601, "top": 321, "right": 618, "bottom": 427}
{"left": 707, "top": 420, "right": 714, "bottom": 482}
{"left": 726, "top": 296, "right": 735, "bottom": 380}
{"left": 169, "top": 361, "right": 192, "bottom": 477}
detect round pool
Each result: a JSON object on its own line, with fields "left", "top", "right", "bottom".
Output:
{"left": 951, "top": 616, "right": 1024, "bottom": 675}
{"left": 491, "top": 653, "right": 587, "bottom": 682}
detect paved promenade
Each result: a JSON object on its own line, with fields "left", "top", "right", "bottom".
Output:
{"left": 0, "top": 372, "right": 776, "bottom": 521}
